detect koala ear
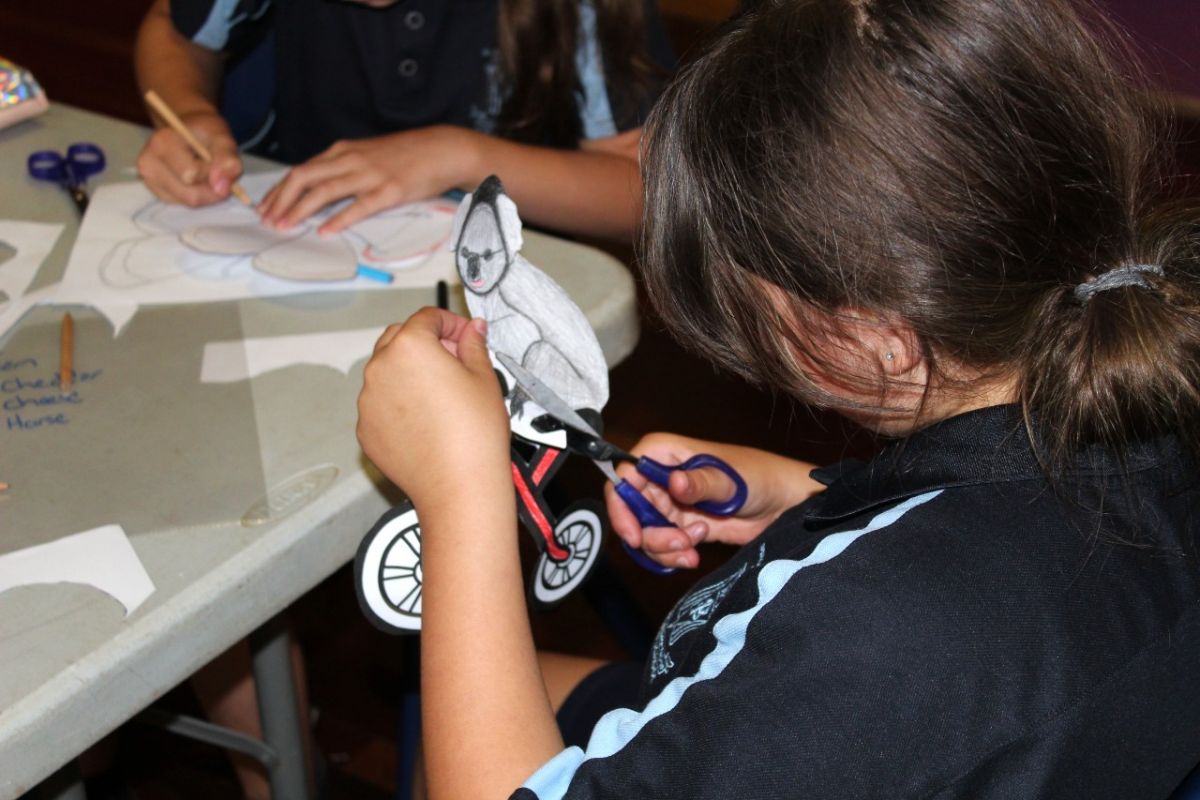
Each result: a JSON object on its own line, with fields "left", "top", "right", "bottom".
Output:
{"left": 495, "top": 195, "right": 524, "bottom": 255}
{"left": 449, "top": 192, "right": 474, "bottom": 251}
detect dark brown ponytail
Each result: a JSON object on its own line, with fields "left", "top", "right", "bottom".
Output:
{"left": 639, "top": 0, "right": 1200, "bottom": 463}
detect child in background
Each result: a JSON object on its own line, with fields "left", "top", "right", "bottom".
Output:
{"left": 134, "top": 0, "right": 672, "bottom": 239}
{"left": 357, "top": 0, "right": 1200, "bottom": 797}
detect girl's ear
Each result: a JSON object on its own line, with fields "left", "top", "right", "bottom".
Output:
{"left": 449, "top": 192, "right": 474, "bottom": 251}
{"left": 873, "top": 323, "right": 923, "bottom": 381}
{"left": 831, "top": 308, "right": 921, "bottom": 377}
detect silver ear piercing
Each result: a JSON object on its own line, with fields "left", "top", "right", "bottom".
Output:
{"left": 884, "top": 351, "right": 895, "bottom": 361}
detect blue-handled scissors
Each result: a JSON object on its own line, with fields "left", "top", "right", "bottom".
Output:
{"left": 27, "top": 142, "right": 107, "bottom": 215}
{"left": 495, "top": 352, "right": 748, "bottom": 575}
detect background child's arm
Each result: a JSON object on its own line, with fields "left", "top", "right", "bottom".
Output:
{"left": 134, "top": 0, "right": 242, "bottom": 206}
{"left": 357, "top": 309, "right": 564, "bottom": 799}
{"left": 256, "top": 126, "right": 642, "bottom": 241}
{"left": 606, "top": 434, "right": 827, "bottom": 570}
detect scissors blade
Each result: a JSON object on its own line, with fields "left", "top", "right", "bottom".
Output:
{"left": 494, "top": 351, "right": 601, "bottom": 438}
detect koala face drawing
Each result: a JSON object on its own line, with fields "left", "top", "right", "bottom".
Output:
{"left": 456, "top": 205, "right": 511, "bottom": 295}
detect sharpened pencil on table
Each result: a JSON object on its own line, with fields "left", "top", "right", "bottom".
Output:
{"left": 59, "top": 312, "right": 74, "bottom": 392}
{"left": 143, "top": 90, "right": 253, "bottom": 207}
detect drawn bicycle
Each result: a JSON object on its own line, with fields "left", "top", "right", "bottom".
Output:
{"left": 354, "top": 353, "right": 606, "bottom": 634}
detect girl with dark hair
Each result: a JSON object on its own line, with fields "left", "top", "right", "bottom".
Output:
{"left": 135, "top": 0, "right": 672, "bottom": 238}
{"left": 357, "top": 0, "right": 1200, "bottom": 797}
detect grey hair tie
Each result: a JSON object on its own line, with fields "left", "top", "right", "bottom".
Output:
{"left": 1074, "top": 263, "right": 1163, "bottom": 303}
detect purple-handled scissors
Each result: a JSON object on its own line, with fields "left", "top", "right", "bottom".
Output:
{"left": 27, "top": 142, "right": 106, "bottom": 215}
{"left": 495, "top": 352, "right": 748, "bottom": 575}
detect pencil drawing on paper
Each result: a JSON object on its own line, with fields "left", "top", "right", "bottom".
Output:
{"left": 96, "top": 194, "right": 459, "bottom": 288}
{"left": 452, "top": 174, "right": 608, "bottom": 415}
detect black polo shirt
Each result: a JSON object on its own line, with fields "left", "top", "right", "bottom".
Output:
{"left": 516, "top": 405, "right": 1200, "bottom": 799}
{"left": 170, "top": 0, "right": 672, "bottom": 163}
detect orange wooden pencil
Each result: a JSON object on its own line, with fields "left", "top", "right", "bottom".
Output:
{"left": 60, "top": 312, "right": 74, "bottom": 392}
{"left": 143, "top": 90, "right": 253, "bottom": 207}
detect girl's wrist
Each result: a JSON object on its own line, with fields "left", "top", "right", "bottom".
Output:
{"left": 415, "top": 472, "right": 515, "bottom": 538}
{"left": 447, "top": 126, "right": 490, "bottom": 191}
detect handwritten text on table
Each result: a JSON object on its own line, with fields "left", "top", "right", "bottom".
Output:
{"left": 1, "top": 356, "right": 103, "bottom": 430}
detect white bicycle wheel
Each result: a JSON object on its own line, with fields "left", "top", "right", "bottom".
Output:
{"left": 355, "top": 504, "right": 424, "bottom": 634}
{"left": 532, "top": 504, "right": 604, "bottom": 608}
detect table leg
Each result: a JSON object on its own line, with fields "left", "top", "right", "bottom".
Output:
{"left": 37, "top": 761, "right": 86, "bottom": 800}
{"left": 249, "top": 615, "right": 310, "bottom": 800}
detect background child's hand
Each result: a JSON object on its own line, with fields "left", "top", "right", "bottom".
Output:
{"left": 257, "top": 126, "right": 475, "bottom": 234}
{"left": 605, "top": 434, "right": 826, "bottom": 570}
{"left": 357, "top": 308, "right": 511, "bottom": 518}
{"left": 136, "top": 110, "right": 242, "bottom": 207}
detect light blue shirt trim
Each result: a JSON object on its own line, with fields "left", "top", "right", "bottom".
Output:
{"left": 574, "top": 2, "right": 618, "bottom": 140}
{"left": 193, "top": 0, "right": 257, "bottom": 51}
{"left": 522, "top": 490, "right": 944, "bottom": 799}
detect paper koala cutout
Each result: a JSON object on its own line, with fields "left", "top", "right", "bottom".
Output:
{"left": 355, "top": 177, "right": 614, "bottom": 634}
{"left": 450, "top": 175, "right": 609, "bottom": 414}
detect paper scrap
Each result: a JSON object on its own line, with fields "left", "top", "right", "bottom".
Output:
{"left": 51, "top": 173, "right": 456, "bottom": 334}
{"left": 0, "top": 221, "right": 65, "bottom": 341}
{"left": 200, "top": 326, "right": 385, "bottom": 383}
{"left": 0, "top": 524, "right": 155, "bottom": 616}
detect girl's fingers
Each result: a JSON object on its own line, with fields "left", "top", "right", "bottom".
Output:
{"left": 257, "top": 181, "right": 282, "bottom": 216}
{"left": 640, "top": 523, "right": 705, "bottom": 568}
{"left": 261, "top": 159, "right": 351, "bottom": 225}
{"left": 319, "top": 184, "right": 403, "bottom": 234}
{"left": 372, "top": 322, "right": 406, "bottom": 354}
{"left": 276, "top": 171, "right": 373, "bottom": 229}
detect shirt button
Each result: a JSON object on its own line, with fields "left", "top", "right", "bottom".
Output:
{"left": 398, "top": 58, "right": 419, "bottom": 78}
{"left": 405, "top": 10, "right": 425, "bottom": 30}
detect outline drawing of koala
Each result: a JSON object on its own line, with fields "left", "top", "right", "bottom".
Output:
{"left": 451, "top": 175, "right": 609, "bottom": 414}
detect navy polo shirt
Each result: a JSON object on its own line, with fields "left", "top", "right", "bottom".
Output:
{"left": 170, "top": 0, "right": 672, "bottom": 163}
{"left": 515, "top": 405, "right": 1200, "bottom": 799}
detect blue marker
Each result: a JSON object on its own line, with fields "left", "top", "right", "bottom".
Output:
{"left": 356, "top": 264, "right": 394, "bottom": 284}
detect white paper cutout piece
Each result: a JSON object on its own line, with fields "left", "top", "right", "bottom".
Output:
{"left": 452, "top": 177, "right": 608, "bottom": 413}
{"left": 51, "top": 173, "right": 456, "bottom": 334}
{"left": 0, "top": 524, "right": 156, "bottom": 616}
{"left": 0, "top": 220, "right": 65, "bottom": 341}
{"left": 355, "top": 199, "right": 460, "bottom": 267}
{"left": 200, "top": 326, "right": 384, "bottom": 383}
{"left": 181, "top": 222, "right": 307, "bottom": 256}
{"left": 182, "top": 223, "right": 360, "bottom": 281}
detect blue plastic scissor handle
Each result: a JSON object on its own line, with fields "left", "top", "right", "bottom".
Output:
{"left": 615, "top": 453, "right": 749, "bottom": 575}
{"left": 616, "top": 480, "right": 677, "bottom": 575}
{"left": 635, "top": 453, "right": 748, "bottom": 517}
{"left": 27, "top": 142, "right": 106, "bottom": 186}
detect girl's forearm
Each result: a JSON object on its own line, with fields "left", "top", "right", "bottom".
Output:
{"left": 455, "top": 131, "right": 642, "bottom": 241}
{"left": 134, "top": 0, "right": 225, "bottom": 118}
{"left": 419, "top": 483, "right": 563, "bottom": 800}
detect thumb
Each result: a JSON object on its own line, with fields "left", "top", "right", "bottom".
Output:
{"left": 458, "top": 318, "right": 493, "bottom": 373}
{"left": 670, "top": 466, "right": 736, "bottom": 508}
{"left": 208, "top": 146, "right": 243, "bottom": 195}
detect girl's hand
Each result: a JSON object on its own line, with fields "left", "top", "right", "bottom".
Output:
{"left": 257, "top": 126, "right": 477, "bottom": 234}
{"left": 356, "top": 308, "right": 510, "bottom": 518}
{"left": 605, "top": 434, "right": 826, "bottom": 570}
{"left": 136, "top": 111, "right": 242, "bottom": 207}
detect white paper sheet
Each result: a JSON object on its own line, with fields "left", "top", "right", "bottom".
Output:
{"left": 0, "top": 524, "right": 155, "bottom": 616}
{"left": 52, "top": 173, "right": 456, "bottom": 334}
{"left": 0, "top": 221, "right": 65, "bottom": 341}
{"left": 200, "top": 326, "right": 385, "bottom": 383}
